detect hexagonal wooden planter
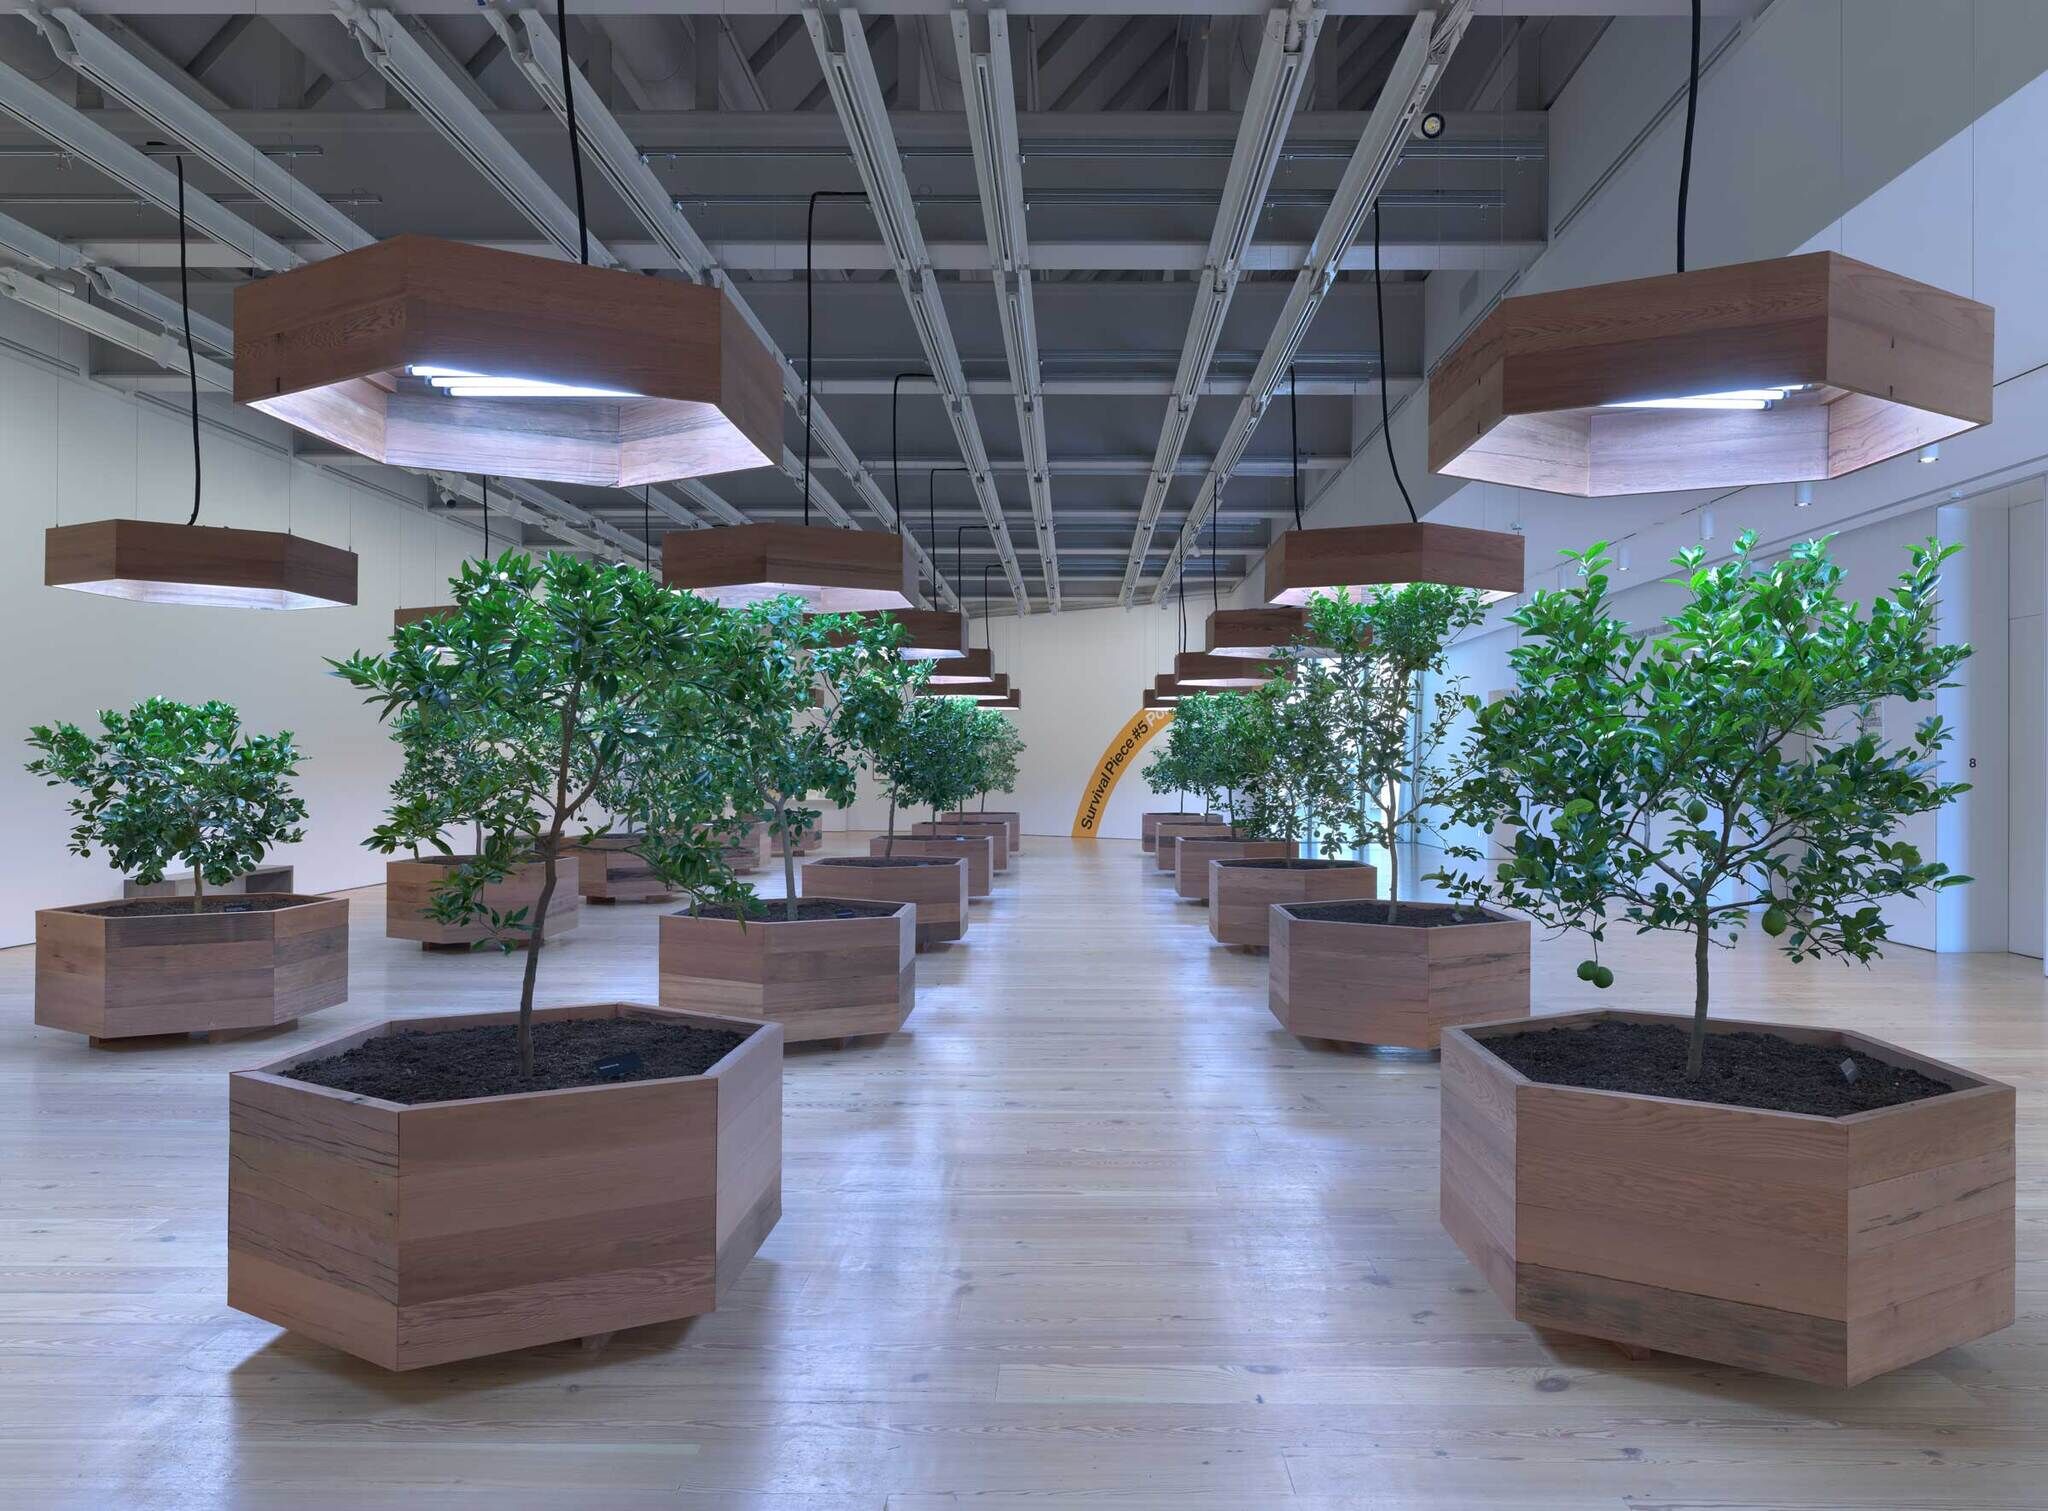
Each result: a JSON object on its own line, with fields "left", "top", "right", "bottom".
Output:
{"left": 1440, "top": 1010, "right": 2016, "bottom": 1387}
{"left": 1268, "top": 900, "right": 1529, "bottom": 1050}
{"left": 942, "top": 810, "right": 1021, "bottom": 852}
{"left": 802, "top": 857, "right": 968, "bottom": 948}
{"left": 870, "top": 834, "right": 994, "bottom": 897}
{"left": 572, "top": 835, "right": 673, "bottom": 904}
{"left": 911, "top": 820, "right": 1009, "bottom": 872}
{"left": 723, "top": 822, "right": 766, "bottom": 875}
{"left": 35, "top": 893, "right": 348, "bottom": 1045}
{"left": 771, "top": 824, "right": 823, "bottom": 858}
{"left": 385, "top": 856, "right": 581, "bottom": 949}
{"left": 658, "top": 902, "right": 915, "bottom": 1043}
{"left": 1173, "top": 838, "right": 1296, "bottom": 902}
{"left": 1154, "top": 820, "right": 1238, "bottom": 873}
{"left": 1208, "top": 859, "right": 1378, "bottom": 949}
{"left": 1142, "top": 810, "right": 1223, "bottom": 853}
{"left": 227, "top": 1002, "right": 781, "bottom": 1371}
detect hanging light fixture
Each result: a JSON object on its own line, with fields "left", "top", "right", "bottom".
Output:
{"left": 48, "top": 157, "right": 358, "bottom": 610}
{"left": 916, "top": 565, "right": 1020, "bottom": 700}
{"left": 237, "top": 6, "right": 777, "bottom": 489}
{"left": 1207, "top": 396, "right": 1306, "bottom": 655}
{"left": 394, "top": 474, "right": 494, "bottom": 627}
{"left": 666, "top": 188, "right": 914, "bottom": 607}
{"left": 1179, "top": 494, "right": 1290, "bottom": 688}
{"left": 1426, "top": 0, "right": 1991, "bottom": 497}
{"left": 1262, "top": 212, "right": 1524, "bottom": 608}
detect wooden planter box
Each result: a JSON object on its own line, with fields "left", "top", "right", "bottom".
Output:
{"left": 723, "top": 822, "right": 765, "bottom": 875}
{"left": 771, "top": 825, "right": 823, "bottom": 857}
{"left": 659, "top": 902, "right": 915, "bottom": 1043}
{"left": 870, "top": 834, "right": 994, "bottom": 897}
{"left": 1142, "top": 810, "right": 1222, "bottom": 853}
{"left": 124, "top": 862, "right": 294, "bottom": 900}
{"left": 1209, "top": 859, "right": 1378, "bottom": 949}
{"left": 571, "top": 836, "right": 672, "bottom": 903}
{"left": 1269, "top": 901, "right": 1529, "bottom": 1049}
{"left": 911, "top": 820, "right": 1009, "bottom": 872}
{"left": 802, "top": 857, "right": 968, "bottom": 948}
{"left": 1174, "top": 838, "right": 1297, "bottom": 902}
{"left": 1154, "top": 820, "right": 1238, "bottom": 873}
{"left": 1441, "top": 1010, "right": 2016, "bottom": 1387}
{"left": 227, "top": 1002, "right": 781, "bottom": 1371}
{"left": 942, "top": 810, "right": 1021, "bottom": 852}
{"left": 36, "top": 894, "right": 348, "bottom": 1044}
{"left": 385, "top": 856, "right": 581, "bottom": 949}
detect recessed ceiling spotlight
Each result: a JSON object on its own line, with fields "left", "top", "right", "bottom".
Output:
{"left": 1418, "top": 111, "right": 1446, "bottom": 140}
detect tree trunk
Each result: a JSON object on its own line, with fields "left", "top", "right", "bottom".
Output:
{"left": 885, "top": 791, "right": 898, "bottom": 858}
{"left": 1686, "top": 904, "right": 1712, "bottom": 1078}
{"left": 191, "top": 867, "right": 205, "bottom": 914}
{"left": 518, "top": 834, "right": 560, "bottom": 1080}
{"left": 772, "top": 795, "right": 799, "bottom": 923}
{"left": 1382, "top": 797, "right": 1401, "bottom": 924}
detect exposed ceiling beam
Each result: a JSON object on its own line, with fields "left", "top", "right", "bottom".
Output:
{"left": 0, "top": 204, "right": 234, "bottom": 356}
{"left": 805, "top": 0, "right": 1031, "bottom": 613}
{"left": 1115, "top": 0, "right": 1320, "bottom": 604}
{"left": 1153, "top": 1, "right": 1472, "bottom": 603}
{"left": 954, "top": 3, "right": 1058, "bottom": 610}
{"left": 34, "top": 3, "right": 1751, "bottom": 16}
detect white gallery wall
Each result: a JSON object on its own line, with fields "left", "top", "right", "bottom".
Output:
{"left": 0, "top": 297, "right": 477, "bottom": 947}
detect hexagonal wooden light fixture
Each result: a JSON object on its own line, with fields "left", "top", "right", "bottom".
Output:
{"left": 1427, "top": 251, "right": 1993, "bottom": 497}
{"left": 918, "top": 672, "right": 1010, "bottom": 700}
{"left": 45, "top": 519, "right": 358, "bottom": 610}
{"left": 815, "top": 608, "right": 969, "bottom": 660}
{"left": 1143, "top": 689, "right": 1178, "bottom": 709}
{"left": 1153, "top": 673, "right": 1187, "bottom": 701}
{"left": 1204, "top": 606, "right": 1307, "bottom": 658}
{"left": 1174, "top": 651, "right": 1290, "bottom": 690}
{"left": 1265, "top": 522, "right": 1524, "bottom": 606}
{"left": 234, "top": 236, "right": 783, "bottom": 487}
{"left": 926, "top": 647, "right": 995, "bottom": 683}
{"left": 664, "top": 523, "right": 916, "bottom": 611}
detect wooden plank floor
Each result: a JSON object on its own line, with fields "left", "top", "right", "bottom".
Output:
{"left": 0, "top": 833, "right": 2043, "bottom": 1508}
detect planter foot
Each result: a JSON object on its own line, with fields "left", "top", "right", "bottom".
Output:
{"left": 586, "top": 896, "right": 618, "bottom": 906}
{"left": 205, "top": 1020, "right": 295, "bottom": 1044}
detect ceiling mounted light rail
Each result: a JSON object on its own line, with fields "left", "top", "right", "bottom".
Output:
{"left": 48, "top": 156, "right": 357, "bottom": 610}
{"left": 1427, "top": 0, "right": 1992, "bottom": 497}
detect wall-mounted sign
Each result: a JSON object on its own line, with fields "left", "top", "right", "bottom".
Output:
{"left": 1070, "top": 707, "right": 1173, "bottom": 838}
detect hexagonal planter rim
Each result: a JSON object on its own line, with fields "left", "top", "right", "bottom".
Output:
{"left": 802, "top": 856, "right": 969, "bottom": 947}
{"left": 1207, "top": 858, "right": 1378, "bottom": 949}
{"left": 657, "top": 901, "right": 916, "bottom": 1043}
{"left": 1441, "top": 1007, "right": 2016, "bottom": 1387}
{"left": 869, "top": 834, "right": 994, "bottom": 897}
{"left": 35, "top": 891, "right": 349, "bottom": 1043}
{"left": 227, "top": 1000, "right": 782, "bottom": 1371}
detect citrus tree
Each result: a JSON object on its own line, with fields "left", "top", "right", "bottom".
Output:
{"left": 26, "top": 697, "right": 307, "bottom": 911}
{"left": 847, "top": 689, "right": 983, "bottom": 853}
{"left": 1286, "top": 584, "right": 1486, "bottom": 912}
{"left": 1438, "top": 533, "right": 1971, "bottom": 1077}
{"left": 333, "top": 551, "right": 763, "bottom": 1077}
{"left": 967, "top": 707, "right": 1025, "bottom": 811}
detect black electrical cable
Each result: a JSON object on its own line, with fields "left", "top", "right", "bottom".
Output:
{"left": 1372, "top": 207, "right": 1419, "bottom": 525}
{"left": 1678, "top": 0, "right": 1701, "bottom": 274}
{"left": 174, "top": 156, "right": 200, "bottom": 527}
{"left": 1288, "top": 366, "right": 1302, "bottom": 531}
{"left": 804, "top": 190, "right": 868, "bottom": 527}
{"left": 556, "top": 0, "right": 588, "bottom": 266}
{"left": 643, "top": 486, "right": 652, "bottom": 570}
{"left": 953, "top": 522, "right": 994, "bottom": 648}
{"left": 481, "top": 475, "right": 490, "bottom": 561}
{"left": 892, "top": 371, "right": 929, "bottom": 591}
{"left": 929, "top": 465, "right": 970, "bottom": 609}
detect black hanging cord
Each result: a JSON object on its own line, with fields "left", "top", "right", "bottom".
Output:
{"left": 1288, "top": 366, "right": 1303, "bottom": 531}
{"left": 953, "top": 522, "right": 994, "bottom": 648}
{"left": 1677, "top": 0, "right": 1701, "bottom": 274}
{"left": 643, "top": 486, "right": 652, "bottom": 570}
{"left": 929, "top": 465, "right": 969, "bottom": 607}
{"left": 804, "top": 190, "right": 868, "bottom": 527}
{"left": 1210, "top": 484, "right": 1220, "bottom": 606}
{"left": 480, "top": 475, "right": 490, "bottom": 561}
{"left": 175, "top": 156, "right": 200, "bottom": 527}
{"left": 1177, "top": 557, "right": 1187, "bottom": 653}
{"left": 1372, "top": 207, "right": 1419, "bottom": 525}
{"left": 555, "top": 0, "right": 589, "bottom": 266}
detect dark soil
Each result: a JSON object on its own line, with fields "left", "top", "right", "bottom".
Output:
{"left": 817, "top": 857, "right": 949, "bottom": 868}
{"left": 1482, "top": 1018, "right": 1957, "bottom": 1116}
{"left": 686, "top": 899, "right": 903, "bottom": 922}
{"left": 84, "top": 895, "right": 309, "bottom": 917}
{"left": 1222, "top": 859, "right": 1370, "bottom": 871}
{"left": 1284, "top": 900, "right": 1495, "bottom": 928}
{"left": 286, "top": 1016, "right": 746, "bottom": 1105}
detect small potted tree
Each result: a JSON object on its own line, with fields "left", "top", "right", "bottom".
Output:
{"left": 1170, "top": 689, "right": 1299, "bottom": 903}
{"left": 940, "top": 707, "right": 1026, "bottom": 855}
{"left": 1435, "top": 533, "right": 2012, "bottom": 1386}
{"left": 28, "top": 697, "right": 341, "bottom": 1045}
{"left": 228, "top": 553, "right": 782, "bottom": 1370}
{"left": 815, "top": 686, "right": 978, "bottom": 947}
{"left": 660, "top": 601, "right": 923, "bottom": 1038}
{"left": 1208, "top": 676, "right": 1379, "bottom": 949}
{"left": 1266, "top": 584, "right": 1529, "bottom": 1049}
{"left": 1143, "top": 696, "right": 1233, "bottom": 874}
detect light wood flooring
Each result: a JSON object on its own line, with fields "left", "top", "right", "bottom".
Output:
{"left": 0, "top": 833, "right": 2043, "bottom": 1508}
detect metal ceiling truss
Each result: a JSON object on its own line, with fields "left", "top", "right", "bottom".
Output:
{"left": 0, "top": 204, "right": 234, "bottom": 356}
{"left": 484, "top": 1, "right": 962, "bottom": 610}
{"left": 804, "top": 0, "right": 1032, "bottom": 613}
{"left": 953, "top": 2, "right": 1058, "bottom": 611}
{"left": 1150, "top": 0, "right": 1471, "bottom": 603}
{"left": 1114, "top": 0, "right": 1321, "bottom": 606}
